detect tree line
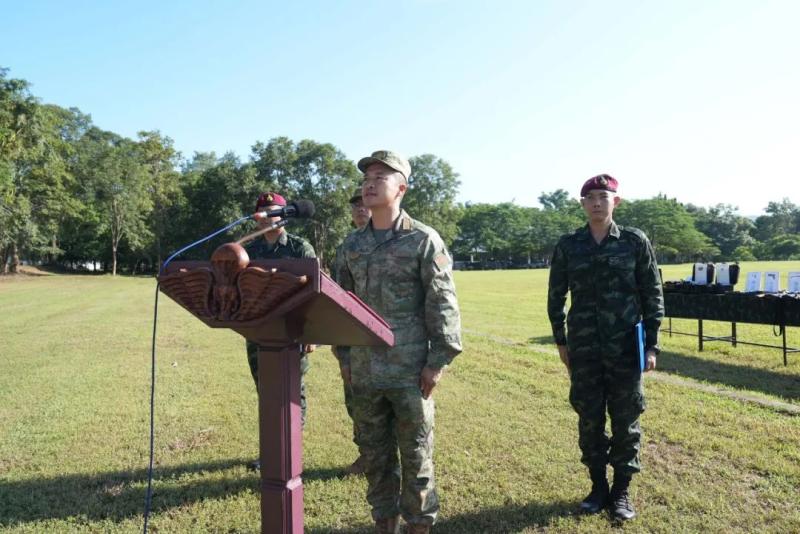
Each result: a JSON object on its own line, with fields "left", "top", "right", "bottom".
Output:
{"left": 2, "top": 67, "right": 800, "bottom": 275}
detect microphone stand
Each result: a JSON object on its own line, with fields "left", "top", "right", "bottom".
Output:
{"left": 235, "top": 219, "right": 289, "bottom": 246}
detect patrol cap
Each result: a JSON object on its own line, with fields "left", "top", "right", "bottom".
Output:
{"left": 580, "top": 174, "right": 619, "bottom": 198}
{"left": 349, "top": 187, "right": 363, "bottom": 205}
{"left": 254, "top": 191, "right": 287, "bottom": 211}
{"left": 357, "top": 150, "right": 411, "bottom": 180}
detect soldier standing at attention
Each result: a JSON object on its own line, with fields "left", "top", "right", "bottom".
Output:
{"left": 333, "top": 151, "right": 462, "bottom": 534}
{"left": 547, "top": 174, "right": 664, "bottom": 521}
{"left": 333, "top": 187, "right": 372, "bottom": 475}
{"left": 244, "top": 191, "right": 316, "bottom": 471}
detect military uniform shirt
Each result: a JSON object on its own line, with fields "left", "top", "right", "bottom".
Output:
{"left": 547, "top": 222, "right": 664, "bottom": 356}
{"left": 333, "top": 210, "right": 462, "bottom": 388}
{"left": 244, "top": 230, "right": 315, "bottom": 261}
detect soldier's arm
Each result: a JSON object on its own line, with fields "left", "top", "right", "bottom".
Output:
{"left": 547, "top": 240, "right": 569, "bottom": 346}
{"left": 331, "top": 243, "right": 353, "bottom": 366}
{"left": 635, "top": 235, "right": 665, "bottom": 352}
{"left": 301, "top": 239, "right": 316, "bottom": 259}
{"left": 421, "top": 235, "right": 462, "bottom": 370}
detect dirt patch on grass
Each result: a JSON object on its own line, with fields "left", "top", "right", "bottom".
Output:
{"left": 168, "top": 428, "right": 215, "bottom": 451}
{"left": 0, "top": 265, "right": 53, "bottom": 281}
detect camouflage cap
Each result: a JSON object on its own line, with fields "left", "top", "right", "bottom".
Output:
{"left": 349, "top": 187, "right": 363, "bottom": 204}
{"left": 580, "top": 174, "right": 619, "bottom": 197}
{"left": 357, "top": 150, "right": 411, "bottom": 180}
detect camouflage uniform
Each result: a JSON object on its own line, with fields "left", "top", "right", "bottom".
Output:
{"left": 333, "top": 210, "right": 462, "bottom": 526}
{"left": 331, "top": 242, "right": 362, "bottom": 449}
{"left": 547, "top": 222, "right": 664, "bottom": 476}
{"left": 245, "top": 231, "right": 316, "bottom": 425}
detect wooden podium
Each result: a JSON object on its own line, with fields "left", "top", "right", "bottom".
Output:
{"left": 158, "top": 244, "right": 394, "bottom": 533}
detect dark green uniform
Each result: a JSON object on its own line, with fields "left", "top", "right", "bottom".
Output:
{"left": 547, "top": 222, "right": 664, "bottom": 475}
{"left": 331, "top": 241, "right": 361, "bottom": 449}
{"left": 244, "top": 231, "right": 316, "bottom": 425}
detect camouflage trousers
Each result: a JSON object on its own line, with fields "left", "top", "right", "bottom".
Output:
{"left": 343, "top": 380, "right": 361, "bottom": 446}
{"left": 568, "top": 349, "right": 646, "bottom": 476}
{"left": 245, "top": 340, "right": 309, "bottom": 427}
{"left": 351, "top": 385, "right": 438, "bottom": 526}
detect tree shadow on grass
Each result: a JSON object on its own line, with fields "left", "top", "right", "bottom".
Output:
{"left": 0, "top": 458, "right": 255, "bottom": 527}
{"left": 0, "top": 459, "right": 375, "bottom": 528}
{"left": 658, "top": 350, "right": 800, "bottom": 402}
{"left": 2, "top": 458, "right": 582, "bottom": 532}
{"left": 527, "top": 335, "right": 557, "bottom": 346}
{"left": 307, "top": 499, "right": 578, "bottom": 534}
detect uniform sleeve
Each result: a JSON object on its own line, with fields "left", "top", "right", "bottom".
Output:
{"left": 635, "top": 235, "right": 665, "bottom": 350}
{"left": 420, "top": 234, "right": 462, "bottom": 369}
{"left": 300, "top": 239, "right": 316, "bottom": 259}
{"left": 331, "top": 242, "right": 352, "bottom": 366}
{"left": 547, "top": 240, "right": 569, "bottom": 346}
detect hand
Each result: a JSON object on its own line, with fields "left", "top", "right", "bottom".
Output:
{"left": 557, "top": 345, "right": 570, "bottom": 372}
{"left": 644, "top": 349, "right": 657, "bottom": 372}
{"left": 340, "top": 364, "right": 351, "bottom": 385}
{"left": 420, "top": 366, "right": 444, "bottom": 399}
{"left": 303, "top": 344, "right": 316, "bottom": 353}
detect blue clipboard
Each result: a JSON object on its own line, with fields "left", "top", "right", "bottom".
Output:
{"left": 635, "top": 321, "right": 645, "bottom": 373}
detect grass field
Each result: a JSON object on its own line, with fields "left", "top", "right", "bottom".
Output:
{"left": 2, "top": 262, "right": 800, "bottom": 533}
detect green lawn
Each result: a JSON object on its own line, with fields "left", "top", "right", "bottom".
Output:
{"left": 1, "top": 263, "right": 799, "bottom": 533}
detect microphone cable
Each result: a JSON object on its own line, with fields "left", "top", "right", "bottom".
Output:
{"left": 144, "top": 214, "right": 252, "bottom": 533}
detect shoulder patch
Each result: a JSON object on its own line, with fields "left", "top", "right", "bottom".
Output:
{"left": 434, "top": 253, "right": 450, "bottom": 269}
{"left": 348, "top": 251, "right": 361, "bottom": 260}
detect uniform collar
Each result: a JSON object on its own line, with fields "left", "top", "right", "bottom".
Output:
{"left": 608, "top": 221, "right": 621, "bottom": 239}
{"left": 577, "top": 221, "right": 620, "bottom": 241}
{"left": 263, "top": 230, "right": 288, "bottom": 248}
{"left": 365, "top": 209, "right": 413, "bottom": 236}
{"left": 393, "top": 209, "right": 414, "bottom": 233}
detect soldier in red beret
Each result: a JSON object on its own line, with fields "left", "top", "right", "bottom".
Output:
{"left": 547, "top": 174, "right": 664, "bottom": 522}
{"left": 244, "top": 191, "right": 316, "bottom": 471}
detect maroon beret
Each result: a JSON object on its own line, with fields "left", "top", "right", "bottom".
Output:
{"left": 255, "top": 192, "right": 287, "bottom": 211}
{"left": 580, "top": 174, "right": 618, "bottom": 198}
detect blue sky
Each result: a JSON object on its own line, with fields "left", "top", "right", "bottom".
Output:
{"left": 3, "top": 0, "right": 799, "bottom": 215}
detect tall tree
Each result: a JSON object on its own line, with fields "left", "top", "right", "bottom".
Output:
{"left": 615, "top": 196, "right": 718, "bottom": 262}
{"left": 137, "top": 130, "right": 181, "bottom": 267}
{"left": 753, "top": 198, "right": 799, "bottom": 242}
{"left": 0, "top": 68, "right": 40, "bottom": 273}
{"left": 688, "top": 203, "right": 756, "bottom": 260}
{"left": 402, "top": 154, "right": 462, "bottom": 246}
{"left": 75, "top": 128, "right": 151, "bottom": 275}
{"left": 538, "top": 189, "right": 572, "bottom": 211}
{"left": 250, "top": 138, "right": 359, "bottom": 265}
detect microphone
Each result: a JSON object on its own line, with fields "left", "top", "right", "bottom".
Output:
{"left": 253, "top": 200, "right": 315, "bottom": 221}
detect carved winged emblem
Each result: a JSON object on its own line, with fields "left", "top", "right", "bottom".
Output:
{"left": 159, "top": 243, "right": 308, "bottom": 322}
{"left": 159, "top": 268, "right": 214, "bottom": 318}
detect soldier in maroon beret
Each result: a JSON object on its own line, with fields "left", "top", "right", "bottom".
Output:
{"left": 245, "top": 191, "right": 316, "bottom": 471}
{"left": 547, "top": 174, "right": 664, "bottom": 522}
{"left": 579, "top": 174, "right": 619, "bottom": 198}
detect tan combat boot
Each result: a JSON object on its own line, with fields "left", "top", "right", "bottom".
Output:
{"left": 406, "top": 523, "right": 431, "bottom": 534}
{"left": 374, "top": 515, "right": 400, "bottom": 534}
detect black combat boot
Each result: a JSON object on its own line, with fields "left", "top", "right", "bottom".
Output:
{"left": 609, "top": 472, "right": 636, "bottom": 521}
{"left": 579, "top": 467, "right": 609, "bottom": 514}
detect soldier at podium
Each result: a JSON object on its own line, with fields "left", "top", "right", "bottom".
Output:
{"left": 332, "top": 151, "right": 462, "bottom": 534}
{"left": 244, "top": 191, "right": 316, "bottom": 471}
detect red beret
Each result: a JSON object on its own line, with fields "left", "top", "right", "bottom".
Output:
{"left": 255, "top": 192, "right": 287, "bottom": 211}
{"left": 580, "top": 174, "right": 618, "bottom": 198}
